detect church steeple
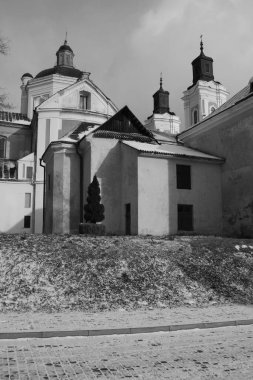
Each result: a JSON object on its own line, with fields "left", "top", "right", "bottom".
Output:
{"left": 56, "top": 38, "right": 74, "bottom": 67}
{"left": 191, "top": 36, "right": 214, "bottom": 86}
{"left": 182, "top": 37, "right": 229, "bottom": 131}
{"left": 144, "top": 74, "right": 181, "bottom": 135}
{"left": 153, "top": 73, "right": 171, "bottom": 114}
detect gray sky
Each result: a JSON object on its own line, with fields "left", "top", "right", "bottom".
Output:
{"left": 1, "top": 0, "right": 253, "bottom": 125}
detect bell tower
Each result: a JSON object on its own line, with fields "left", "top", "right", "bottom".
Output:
{"left": 182, "top": 37, "right": 229, "bottom": 130}
{"left": 144, "top": 74, "right": 181, "bottom": 135}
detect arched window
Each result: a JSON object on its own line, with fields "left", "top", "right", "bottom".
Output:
{"left": 0, "top": 136, "right": 6, "bottom": 158}
{"left": 193, "top": 109, "right": 198, "bottom": 125}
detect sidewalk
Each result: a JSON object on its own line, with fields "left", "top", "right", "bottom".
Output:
{"left": 0, "top": 304, "right": 252, "bottom": 339}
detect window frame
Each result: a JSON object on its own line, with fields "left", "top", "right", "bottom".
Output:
{"left": 176, "top": 164, "right": 191, "bottom": 190}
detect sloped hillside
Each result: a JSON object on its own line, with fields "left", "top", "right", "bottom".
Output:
{"left": 0, "top": 234, "right": 252, "bottom": 312}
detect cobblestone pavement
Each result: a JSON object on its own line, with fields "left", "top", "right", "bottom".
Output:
{"left": 0, "top": 325, "right": 253, "bottom": 379}
{"left": 0, "top": 305, "right": 252, "bottom": 333}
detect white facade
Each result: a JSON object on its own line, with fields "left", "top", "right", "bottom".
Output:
{"left": 0, "top": 41, "right": 118, "bottom": 233}
{"left": 144, "top": 112, "right": 181, "bottom": 135}
{"left": 182, "top": 80, "right": 229, "bottom": 130}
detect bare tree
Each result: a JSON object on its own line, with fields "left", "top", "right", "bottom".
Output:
{"left": 0, "top": 36, "right": 12, "bottom": 110}
{"left": 0, "top": 36, "right": 9, "bottom": 55}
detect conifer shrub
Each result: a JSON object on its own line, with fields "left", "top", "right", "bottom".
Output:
{"left": 80, "top": 175, "right": 105, "bottom": 235}
{"left": 84, "top": 175, "right": 104, "bottom": 223}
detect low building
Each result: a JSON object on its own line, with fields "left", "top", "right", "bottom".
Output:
{"left": 42, "top": 106, "right": 223, "bottom": 235}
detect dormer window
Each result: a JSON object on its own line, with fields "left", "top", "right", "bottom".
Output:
{"left": 79, "top": 91, "right": 90, "bottom": 110}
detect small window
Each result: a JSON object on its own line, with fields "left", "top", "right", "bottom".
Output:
{"left": 178, "top": 204, "right": 193, "bottom": 231}
{"left": 24, "top": 215, "right": 31, "bottom": 228}
{"left": 26, "top": 166, "right": 33, "bottom": 179}
{"left": 0, "top": 136, "right": 6, "bottom": 158}
{"left": 205, "top": 63, "right": 210, "bottom": 73}
{"left": 79, "top": 94, "right": 88, "bottom": 110}
{"left": 193, "top": 109, "right": 198, "bottom": 124}
{"left": 177, "top": 165, "right": 191, "bottom": 189}
{"left": 25, "top": 193, "right": 31, "bottom": 208}
{"left": 79, "top": 91, "right": 90, "bottom": 110}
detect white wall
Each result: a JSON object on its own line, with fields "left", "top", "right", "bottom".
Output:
{"left": 137, "top": 155, "right": 222, "bottom": 236}
{"left": 138, "top": 156, "right": 169, "bottom": 235}
{"left": 0, "top": 181, "right": 33, "bottom": 233}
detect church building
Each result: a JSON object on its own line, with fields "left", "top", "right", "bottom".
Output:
{"left": 0, "top": 38, "right": 253, "bottom": 237}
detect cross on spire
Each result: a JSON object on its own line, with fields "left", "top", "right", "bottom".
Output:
{"left": 64, "top": 31, "right": 68, "bottom": 45}
{"left": 160, "top": 72, "right": 163, "bottom": 89}
{"left": 200, "top": 34, "right": 203, "bottom": 53}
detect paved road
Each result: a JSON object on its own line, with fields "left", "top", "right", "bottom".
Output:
{"left": 0, "top": 325, "right": 253, "bottom": 379}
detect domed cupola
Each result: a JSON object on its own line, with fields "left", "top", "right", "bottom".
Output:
{"left": 56, "top": 39, "right": 74, "bottom": 67}
{"left": 35, "top": 38, "right": 83, "bottom": 79}
{"left": 191, "top": 36, "right": 214, "bottom": 86}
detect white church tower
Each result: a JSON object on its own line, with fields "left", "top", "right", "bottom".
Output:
{"left": 144, "top": 75, "right": 181, "bottom": 135}
{"left": 182, "top": 37, "right": 229, "bottom": 130}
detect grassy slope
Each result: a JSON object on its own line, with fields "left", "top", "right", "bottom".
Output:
{"left": 0, "top": 234, "right": 252, "bottom": 312}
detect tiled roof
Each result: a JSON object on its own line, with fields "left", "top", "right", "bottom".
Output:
{"left": 122, "top": 140, "right": 223, "bottom": 161}
{"left": 68, "top": 122, "right": 99, "bottom": 141}
{"left": 0, "top": 112, "right": 30, "bottom": 124}
{"left": 93, "top": 130, "right": 154, "bottom": 142}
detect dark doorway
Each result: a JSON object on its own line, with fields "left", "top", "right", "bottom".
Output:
{"left": 125, "top": 203, "right": 131, "bottom": 235}
{"left": 178, "top": 204, "right": 193, "bottom": 231}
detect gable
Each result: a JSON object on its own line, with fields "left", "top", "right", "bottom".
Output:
{"left": 93, "top": 106, "right": 156, "bottom": 143}
{"left": 37, "top": 78, "right": 118, "bottom": 116}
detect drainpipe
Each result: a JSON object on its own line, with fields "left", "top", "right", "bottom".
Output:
{"left": 39, "top": 158, "right": 46, "bottom": 233}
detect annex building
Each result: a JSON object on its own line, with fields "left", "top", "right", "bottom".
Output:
{"left": 1, "top": 39, "right": 253, "bottom": 237}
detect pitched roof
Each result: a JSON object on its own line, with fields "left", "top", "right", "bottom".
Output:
{"left": 0, "top": 112, "right": 30, "bottom": 125}
{"left": 122, "top": 140, "right": 223, "bottom": 162}
{"left": 93, "top": 106, "right": 156, "bottom": 143}
{"left": 68, "top": 122, "right": 99, "bottom": 140}
{"left": 203, "top": 84, "right": 252, "bottom": 121}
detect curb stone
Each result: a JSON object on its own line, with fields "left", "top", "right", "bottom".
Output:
{"left": 0, "top": 319, "right": 253, "bottom": 340}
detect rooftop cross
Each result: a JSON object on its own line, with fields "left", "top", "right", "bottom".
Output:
{"left": 200, "top": 34, "right": 203, "bottom": 53}
{"left": 160, "top": 72, "right": 163, "bottom": 89}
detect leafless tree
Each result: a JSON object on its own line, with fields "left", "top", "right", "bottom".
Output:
{"left": 0, "top": 36, "right": 12, "bottom": 110}
{"left": 0, "top": 36, "right": 9, "bottom": 55}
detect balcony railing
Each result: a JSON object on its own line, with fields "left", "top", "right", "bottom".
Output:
{"left": 0, "top": 159, "right": 17, "bottom": 179}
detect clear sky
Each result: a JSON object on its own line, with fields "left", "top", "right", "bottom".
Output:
{"left": 1, "top": 0, "right": 253, "bottom": 125}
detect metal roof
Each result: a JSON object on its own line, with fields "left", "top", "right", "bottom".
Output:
{"left": 122, "top": 140, "right": 223, "bottom": 161}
